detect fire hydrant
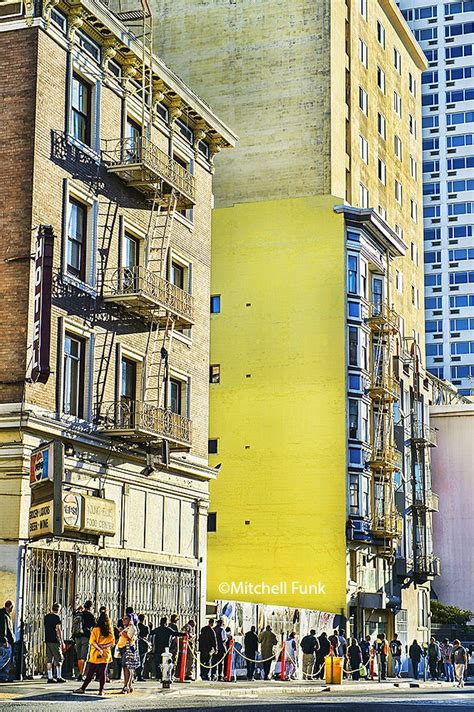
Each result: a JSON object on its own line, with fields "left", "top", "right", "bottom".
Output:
{"left": 161, "top": 647, "right": 174, "bottom": 689}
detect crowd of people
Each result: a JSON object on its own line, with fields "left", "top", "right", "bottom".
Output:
{"left": 0, "top": 598, "right": 471, "bottom": 692}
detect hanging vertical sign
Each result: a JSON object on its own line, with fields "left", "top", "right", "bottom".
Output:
{"left": 31, "top": 225, "right": 54, "bottom": 383}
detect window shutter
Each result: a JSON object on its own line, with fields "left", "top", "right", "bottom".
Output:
{"left": 87, "top": 333, "right": 95, "bottom": 421}
{"left": 61, "top": 178, "right": 69, "bottom": 274}
{"left": 56, "top": 317, "right": 65, "bottom": 414}
{"left": 94, "top": 79, "right": 101, "bottom": 153}
{"left": 89, "top": 200, "right": 98, "bottom": 288}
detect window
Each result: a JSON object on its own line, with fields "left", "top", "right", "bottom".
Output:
{"left": 173, "top": 154, "right": 193, "bottom": 219}
{"left": 171, "top": 261, "right": 185, "bottom": 291}
{"left": 423, "top": 137, "right": 439, "bottom": 152}
{"left": 125, "top": 118, "right": 141, "bottom": 160}
{"left": 349, "top": 399, "right": 359, "bottom": 439}
{"left": 450, "top": 247, "right": 474, "bottom": 261}
{"left": 446, "top": 44, "right": 473, "bottom": 60}
{"left": 359, "top": 39, "right": 368, "bottom": 68}
{"left": 394, "top": 180, "right": 402, "bottom": 204}
{"left": 372, "top": 276, "right": 383, "bottom": 314}
{"left": 402, "top": 5, "right": 437, "bottom": 21}
{"left": 121, "top": 357, "right": 137, "bottom": 405}
{"left": 426, "top": 342, "right": 443, "bottom": 356}
{"left": 170, "top": 378, "right": 183, "bottom": 415}
{"left": 67, "top": 198, "right": 87, "bottom": 281}
{"left": 425, "top": 228, "right": 441, "bottom": 241}
{"left": 377, "top": 66, "right": 385, "bottom": 93}
{"left": 425, "top": 273, "right": 442, "bottom": 287}
{"left": 208, "top": 439, "right": 218, "bottom": 454}
{"left": 425, "top": 251, "right": 441, "bottom": 264}
{"left": 377, "top": 112, "right": 386, "bottom": 139}
{"left": 447, "top": 111, "right": 474, "bottom": 127}
{"left": 377, "top": 158, "right": 386, "bottom": 185}
{"left": 360, "top": 0, "right": 367, "bottom": 20}
{"left": 448, "top": 179, "right": 474, "bottom": 193}
{"left": 424, "top": 205, "right": 441, "bottom": 219}
{"left": 409, "top": 114, "right": 417, "bottom": 138}
{"left": 76, "top": 29, "right": 101, "bottom": 63}
{"left": 71, "top": 73, "right": 91, "bottom": 145}
{"left": 210, "top": 295, "right": 221, "bottom": 313}
{"left": 349, "top": 326, "right": 358, "bottom": 366}
{"left": 449, "top": 226, "right": 474, "bottom": 239}
{"left": 396, "top": 269, "right": 403, "bottom": 293}
{"left": 426, "top": 320, "right": 442, "bottom": 333}
{"left": 451, "top": 340, "right": 474, "bottom": 355}
{"left": 51, "top": 7, "right": 66, "bottom": 32}
{"left": 450, "top": 294, "right": 474, "bottom": 308}
{"left": 422, "top": 93, "right": 439, "bottom": 107}
{"left": 411, "top": 242, "right": 419, "bottom": 265}
{"left": 348, "top": 374, "right": 361, "bottom": 391}
{"left": 377, "top": 20, "right": 385, "bottom": 48}
{"left": 447, "top": 156, "right": 474, "bottom": 170}
{"left": 414, "top": 28, "right": 438, "bottom": 42}
{"left": 410, "top": 200, "right": 418, "bottom": 223}
{"left": 450, "top": 318, "right": 474, "bottom": 331}
{"left": 63, "top": 333, "right": 85, "bottom": 417}
{"left": 450, "top": 270, "right": 474, "bottom": 284}
{"left": 425, "top": 49, "right": 438, "bottom": 63}
{"left": 349, "top": 478, "right": 359, "bottom": 515}
{"left": 412, "top": 285, "right": 419, "bottom": 308}
{"left": 423, "top": 160, "right": 440, "bottom": 173}
{"left": 207, "top": 513, "right": 217, "bottom": 532}
{"left": 175, "top": 118, "right": 194, "bottom": 144}
{"left": 395, "top": 224, "right": 403, "bottom": 239}
{"left": 393, "top": 91, "right": 402, "bottom": 117}
{"left": 393, "top": 48, "right": 401, "bottom": 74}
{"left": 446, "top": 89, "right": 474, "bottom": 104}
{"left": 359, "top": 135, "right": 368, "bottom": 164}
{"left": 447, "top": 134, "right": 474, "bottom": 149}
{"left": 448, "top": 202, "right": 474, "bottom": 216}
{"left": 359, "top": 86, "right": 368, "bottom": 116}
{"left": 446, "top": 66, "right": 474, "bottom": 82}
{"left": 394, "top": 135, "right": 402, "bottom": 160}
{"left": 377, "top": 205, "right": 386, "bottom": 221}
{"left": 359, "top": 183, "right": 369, "bottom": 208}
{"left": 123, "top": 232, "right": 139, "bottom": 272}
{"left": 418, "top": 590, "right": 428, "bottom": 628}
{"left": 445, "top": 22, "right": 474, "bottom": 39}
{"left": 409, "top": 72, "right": 416, "bottom": 97}
{"left": 349, "top": 447, "right": 362, "bottom": 466}
{"left": 425, "top": 297, "right": 442, "bottom": 311}
{"left": 423, "top": 116, "right": 439, "bottom": 130}
{"left": 348, "top": 254, "right": 358, "bottom": 294}
{"left": 445, "top": 1, "right": 474, "bottom": 14}
{"left": 210, "top": 364, "right": 220, "bottom": 383}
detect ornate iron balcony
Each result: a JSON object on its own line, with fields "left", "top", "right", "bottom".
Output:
{"left": 101, "top": 266, "right": 194, "bottom": 326}
{"left": 411, "top": 419, "right": 437, "bottom": 447}
{"left": 372, "top": 512, "right": 403, "bottom": 539}
{"left": 414, "top": 554, "right": 441, "bottom": 578}
{"left": 98, "top": 400, "right": 192, "bottom": 449}
{"left": 367, "top": 301, "right": 400, "bottom": 333}
{"left": 102, "top": 136, "right": 195, "bottom": 207}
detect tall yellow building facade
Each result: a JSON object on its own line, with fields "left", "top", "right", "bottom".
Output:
{"left": 154, "top": 0, "right": 439, "bottom": 644}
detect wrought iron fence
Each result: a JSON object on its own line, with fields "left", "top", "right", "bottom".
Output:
{"left": 22, "top": 548, "right": 199, "bottom": 676}
{"left": 99, "top": 400, "right": 192, "bottom": 446}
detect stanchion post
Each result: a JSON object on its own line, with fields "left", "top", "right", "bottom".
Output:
{"left": 178, "top": 633, "right": 188, "bottom": 683}
{"left": 224, "top": 638, "right": 234, "bottom": 682}
{"left": 280, "top": 635, "right": 285, "bottom": 681}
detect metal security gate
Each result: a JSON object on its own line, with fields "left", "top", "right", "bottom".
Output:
{"left": 22, "top": 547, "right": 200, "bottom": 676}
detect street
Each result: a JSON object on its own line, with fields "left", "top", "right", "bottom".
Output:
{"left": 0, "top": 679, "right": 473, "bottom": 711}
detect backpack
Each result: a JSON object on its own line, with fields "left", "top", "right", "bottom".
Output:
{"left": 390, "top": 641, "right": 400, "bottom": 656}
{"left": 72, "top": 613, "right": 84, "bottom": 639}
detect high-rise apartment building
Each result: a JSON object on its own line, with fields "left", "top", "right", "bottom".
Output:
{"left": 156, "top": 1, "right": 440, "bottom": 644}
{"left": 0, "top": 0, "right": 235, "bottom": 673}
{"left": 398, "top": 0, "right": 474, "bottom": 397}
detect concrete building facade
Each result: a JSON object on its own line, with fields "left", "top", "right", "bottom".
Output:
{"left": 398, "top": 0, "right": 474, "bottom": 397}
{"left": 430, "top": 402, "right": 474, "bottom": 614}
{"left": 154, "top": 0, "right": 439, "bottom": 646}
{"left": 0, "top": 0, "right": 235, "bottom": 674}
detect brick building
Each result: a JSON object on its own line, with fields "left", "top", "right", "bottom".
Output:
{"left": 0, "top": 0, "right": 235, "bottom": 673}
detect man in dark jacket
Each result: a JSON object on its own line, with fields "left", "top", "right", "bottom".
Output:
{"left": 213, "top": 619, "right": 227, "bottom": 680}
{"left": 316, "top": 632, "right": 330, "bottom": 679}
{"left": 199, "top": 619, "right": 217, "bottom": 681}
{"left": 0, "top": 601, "right": 14, "bottom": 681}
{"left": 300, "top": 629, "right": 319, "bottom": 679}
{"left": 151, "top": 617, "right": 183, "bottom": 680}
{"left": 243, "top": 626, "right": 259, "bottom": 680}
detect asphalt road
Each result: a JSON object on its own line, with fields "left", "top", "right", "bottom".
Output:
{"left": 1, "top": 686, "right": 474, "bottom": 712}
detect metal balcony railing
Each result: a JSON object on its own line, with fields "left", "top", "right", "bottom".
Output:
{"left": 367, "top": 301, "right": 400, "bottom": 332}
{"left": 415, "top": 554, "right": 441, "bottom": 577}
{"left": 411, "top": 419, "right": 437, "bottom": 446}
{"left": 102, "top": 136, "right": 196, "bottom": 206}
{"left": 372, "top": 512, "right": 403, "bottom": 539}
{"left": 413, "top": 490, "right": 439, "bottom": 512}
{"left": 369, "top": 446, "right": 402, "bottom": 470}
{"left": 98, "top": 400, "right": 192, "bottom": 448}
{"left": 101, "top": 266, "right": 194, "bottom": 325}
{"left": 368, "top": 373, "right": 399, "bottom": 401}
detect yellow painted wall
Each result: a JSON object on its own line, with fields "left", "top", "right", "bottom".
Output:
{"left": 208, "top": 195, "right": 347, "bottom": 613}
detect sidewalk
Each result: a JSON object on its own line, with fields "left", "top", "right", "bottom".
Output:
{"left": 0, "top": 676, "right": 461, "bottom": 703}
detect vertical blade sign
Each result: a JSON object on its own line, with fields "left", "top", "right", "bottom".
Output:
{"left": 31, "top": 225, "right": 54, "bottom": 383}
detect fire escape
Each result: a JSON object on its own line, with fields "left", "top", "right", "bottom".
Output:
{"left": 367, "top": 300, "right": 403, "bottom": 556}
{"left": 97, "top": 0, "right": 195, "bottom": 451}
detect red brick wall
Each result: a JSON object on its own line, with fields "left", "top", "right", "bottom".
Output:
{"left": 0, "top": 29, "right": 38, "bottom": 402}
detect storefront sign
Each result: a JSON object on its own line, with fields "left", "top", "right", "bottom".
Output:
{"left": 29, "top": 500, "right": 54, "bottom": 538}
{"left": 63, "top": 492, "right": 82, "bottom": 530}
{"left": 82, "top": 496, "right": 116, "bottom": 536}
{"left": 30, "top": 443, "right": 54, "bottom": 486}
{"left": 31, "top": 225, "right": 54, "bottom": 383}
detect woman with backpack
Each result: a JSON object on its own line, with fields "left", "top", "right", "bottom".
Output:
{"left": 74, "top": 610, "right": 114, "bottom": 697}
